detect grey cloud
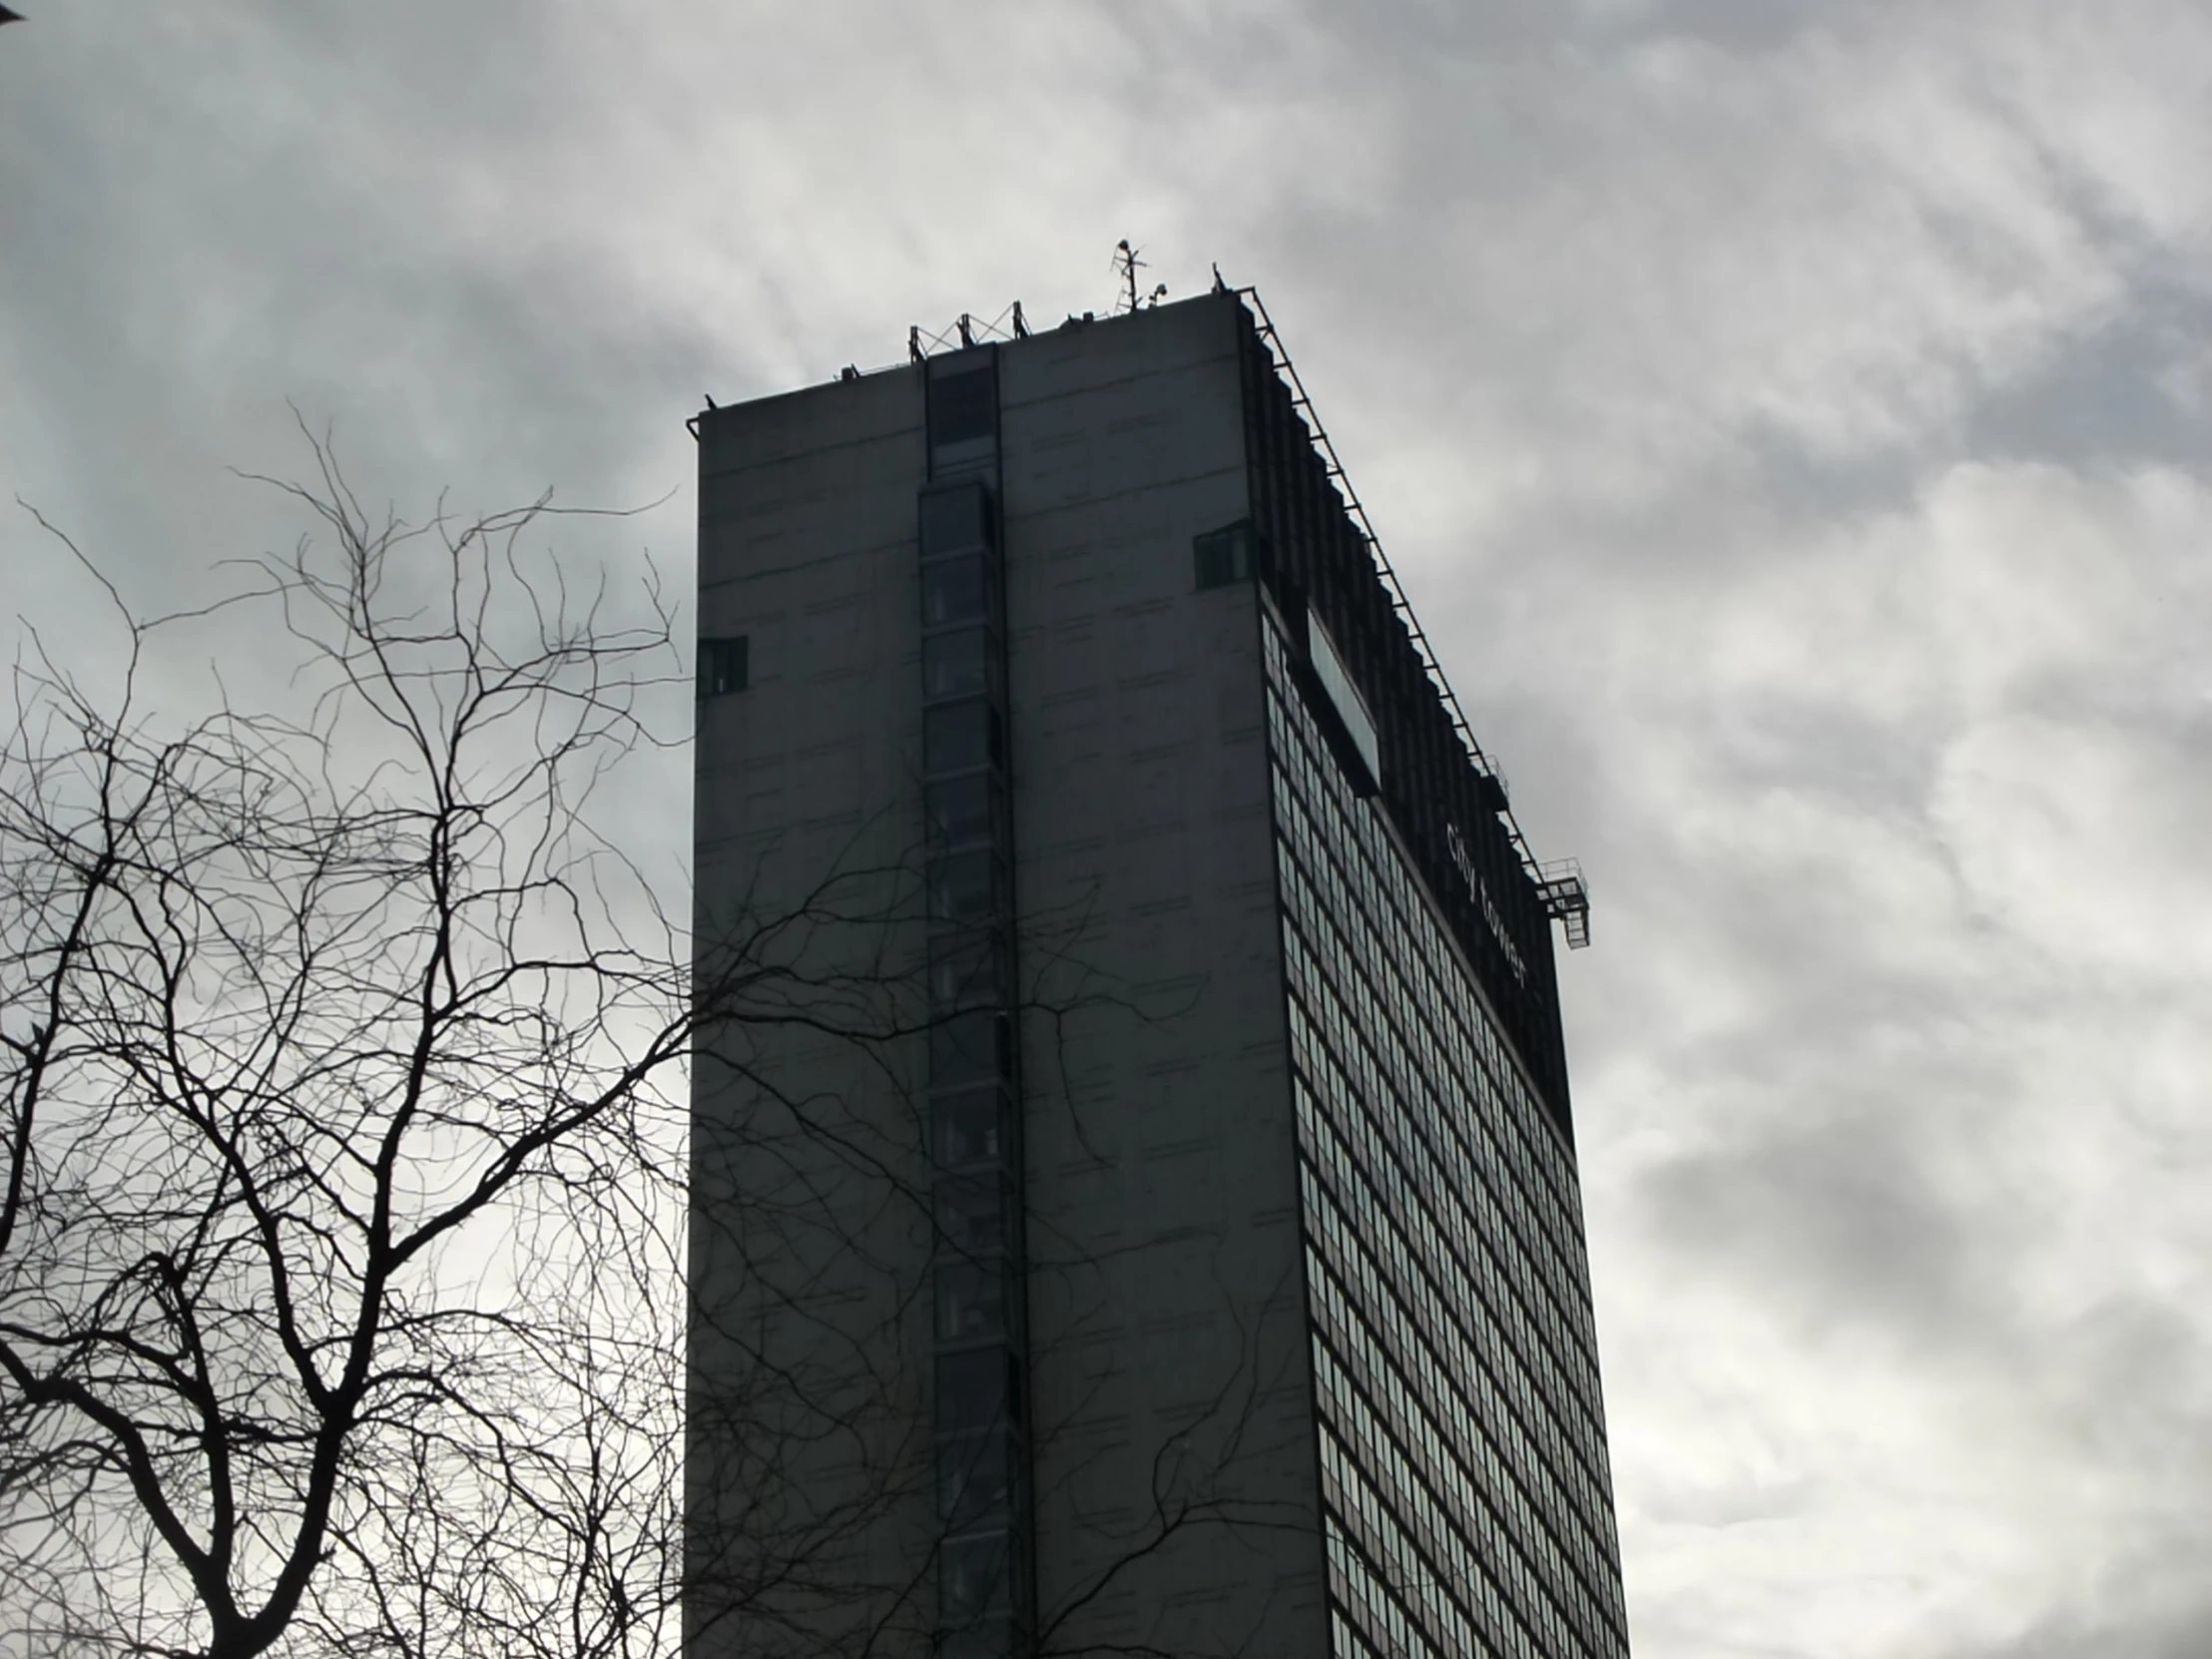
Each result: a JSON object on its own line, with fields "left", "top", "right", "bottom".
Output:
{"left": 1634, "top": 1117, "right": 1991, "bottom": 1347}
{"left": 1959, "top": 1494, "right": 2212, "bottom": 1659}
{"left": 1964, "top": 278, "right": 2212, "bottom": 470}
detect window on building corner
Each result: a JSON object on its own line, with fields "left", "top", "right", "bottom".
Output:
{"left": 699, "top": 635, "right": 749, "bottom": 697}
{"left": 1193, "top": 521, "right": 1258, "bottom": 590}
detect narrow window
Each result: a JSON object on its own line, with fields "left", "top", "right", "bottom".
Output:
{"left": 922, "top": 556, "right": 994, "bottom": 629}
{"left": 939, "top": 1426, "right": 1011, "bottom": 1527}
{"left": 921, "top": 481, "right": 995, "bottom": 557}
{"left": 931, "top": 1085, "right": 1007, "bottom": 1171}
{"left": 698, "top": 635, "right": 748, "bottom": 697}
{"left": 935, "top": 1346, "right": 1014, "bottom": 1434}
{"left": 927, "top": 850, "right": 1004, "bottom": 927}
{"left": 928, "top": 364, "right": 997, "bottom": 451}
{"left": 925, "top": 774, "right": 1000, "bottom": 851}
{"left": 1194, "top": 521, "right": 1258, "bottom": 590}
{"left": 930, "top": 1007, "right": 1010, "bottom": 1085}
{"left": 935, "top": 1174, "right": 1008, "bottom": 1257}
{"left": 923, "top": 699, "right": 1000, "bottom": 776}
{"left": 928, "top": 929, "right": 1007, "bottom": 1011}
{"left": 934, "top": 1259, "right": 1008, "bottom": 1343}
{"left": 923, "top": 627, "right": 991, "bottom": 701}
{"left": 939, "top": 1529, "right": 1013, "bottom": 1621}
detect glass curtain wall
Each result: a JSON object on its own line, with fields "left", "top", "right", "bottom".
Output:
{"left": 1263, "top": 615, "right": 1630, "bottom": 1659}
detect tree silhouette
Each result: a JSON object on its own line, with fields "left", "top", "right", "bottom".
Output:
{"left": 0, "top": 440, "right": 733, "bottom": 1658}
{"left": 1, "top": 437, "right": 1323, "bottom": 1659}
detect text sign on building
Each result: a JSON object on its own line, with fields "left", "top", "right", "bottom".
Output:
{"left": 1448, "top": 821, "right": 1528, "bottom": 986}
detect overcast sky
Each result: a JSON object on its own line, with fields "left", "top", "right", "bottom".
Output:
{"left": 6, "top": 4, "right": 2211, "bottom": 1656}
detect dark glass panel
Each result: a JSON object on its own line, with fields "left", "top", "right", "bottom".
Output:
{"left": 920, "top": 481, "right": 995, "bottom": 557}
{"left": 928, "top": 366, "right": 996, "bottom": 451}
{"left": 935, "top": 1345, "right": 1014, "bottom": 1436}
{"left": 1193, "top": 522, "right": 1258, "bottom": 590}
{"left": 935, "top": 1174, "right": 1007, "bottom": 1258}
{"left": 698, "top": 635, "right": 749, "bottom": 698}
{"left": 923, "top": 699, "right": 997, "bottom": 776}
{"left": 932, "top": 1085, "right": 1006, "bottom": 1169}
{"left": 938, "top": 1531, "right": 1014, "bottom": 1624}
{"left": 924, "top": 626, "right": 991, "bottom": 701}
{"left": 927, "top": 848, "right": 1002, "bottom": 926}
{"left": 937, "top": 1621, "right": 1017, "bottom": 1659}
{"left": 931, "top": 1008, "right": 1008, "bottom": 1086}
{"left": 926, "top": 774, "right": 998, "bottom": 851}
{"left": 935, "top": 1259, "right": 1006, "bottom": 1343}
{"left": 928, "top": 929, "right": 1005, "bottom": 1012}
{"left": 938, "top": 1427, "right": 1011, "bottom": 1528}
{"left": 923, "top": 556, "right": 993, "bottom": 629}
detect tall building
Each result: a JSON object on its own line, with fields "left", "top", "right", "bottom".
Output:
{"left": 688, "top": 289, "right": 1627, "bottom": 1659}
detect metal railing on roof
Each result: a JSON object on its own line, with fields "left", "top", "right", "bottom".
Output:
{"left": 908, "top": 301, "right": 1032, "bottom": 360}
{"left": 1236, "top": 285, "right": 1590, "bottom": 947}
{"left": 695, "top": 285, "right": 1591, "bottom": 944}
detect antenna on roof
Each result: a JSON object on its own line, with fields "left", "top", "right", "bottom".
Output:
{"left": 1113, "top": 240, "right": 1165, "bottom": 313}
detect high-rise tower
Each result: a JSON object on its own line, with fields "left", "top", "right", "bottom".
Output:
{"left": 688, "top": 289, "right": 1626, "bottom": 1659}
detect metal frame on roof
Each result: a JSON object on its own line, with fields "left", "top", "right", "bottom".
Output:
{"left": 695, "top": 282, "right": 1592, "bottom": 944}
{"left": 1234, "top": 285, "right": 1590, "bottom": 946}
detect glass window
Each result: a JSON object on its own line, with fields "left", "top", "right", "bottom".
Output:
{"left": 928, "top": 364, "right": 996, "bottom": 451}
{"left": 924, "top": 699, "right": 999, "bottom": 776}
{"left": 931, "top": 1007, "right": 1008, "bottom": 1086}
{"left": 926, "top": 773, "right": 1000, "bottom": 850}
{"left": 932, "top": 1084, "right": 1005, "bottom": 1169}
{"left": 1193, "top": 521, "right": 1258, "bottom": 590}
{"left": 938, "top": 1427, "right": 1011, "bottom": 1528}
{"left": 928, "top": 849, "right": 1003, "bottom": 926}
{"left": 923, "top": 555, "right": 994, "bottom": 629}
{"left": 924, "top": 626, "right": 992, "bottom": 701}
{"left": 921, "top": 480, "right": 995, "bottom": 558}
{"left": 939, "top": 1530, "right": 1012, "bottom": 1623}
{"left": 929, "top": 929, "right": 1007, "bottom": 1012}
{"left": 936, "top": 1174, "right": 1008, "bottom": 1258}
{"left": 936, "top": 1345, "right": 1015, "bottom": 1435}
{"left": 935, "top": 1259, "right": 1006, "bottom": 1343}
{"left": 698, "top": 635, "right": 748, "bottom": 697}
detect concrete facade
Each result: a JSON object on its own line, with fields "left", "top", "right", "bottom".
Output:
{"left": 689, "top": 364, "right": 939, "bottom": 1657}
{"left": 689, "top": 292, "right": 1627, "bottom": 1659}
{"left": 996, "top": 301, "right": 1326, "bottom": 1654}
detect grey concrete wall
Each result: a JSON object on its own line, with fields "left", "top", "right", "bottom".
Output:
{"left": 688, "top": 368, "right": 940, "bottom": 1659}
{"left": 687, "top": 296, "right": 1329, "bottom": 1659}
{"left": 1001, "top": 295, "right": 1328, "bottom": 1658}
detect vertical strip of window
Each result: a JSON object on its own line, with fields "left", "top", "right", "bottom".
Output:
{"left": 918, "top": 346, "right": 1031, "bottom": 1659}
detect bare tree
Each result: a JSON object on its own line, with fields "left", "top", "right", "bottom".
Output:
{"left": 0, "top": 443, "right": 1322, "bottom": 1659}
{"left": 0, "top": 443, "right": 754, "bottom": 1659}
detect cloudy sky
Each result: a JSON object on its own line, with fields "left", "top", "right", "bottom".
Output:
{"left": 6, "top": 3, "right": 2210, "bottom": 1655}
